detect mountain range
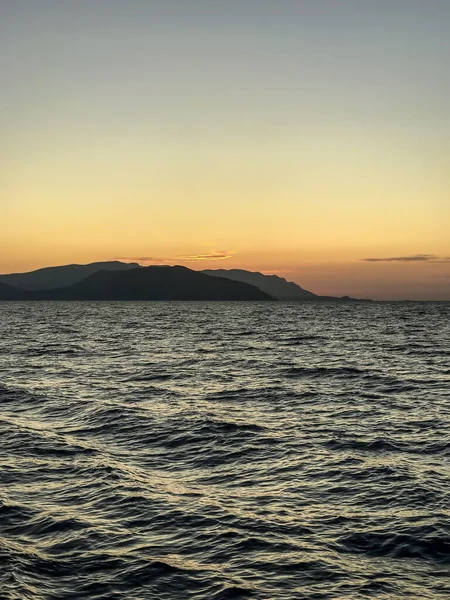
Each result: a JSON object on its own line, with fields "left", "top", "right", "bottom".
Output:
{"left": 0, "top": 261, "right": 139, "bottom": 291}
{"left": 0, "top": 261, "right": 364, "bottom": 301}
{"left": 202, "top": 269, "right": 318, "bottom": 300}
{"left": 0, "top": 266, "right": 272, "bottom": 301}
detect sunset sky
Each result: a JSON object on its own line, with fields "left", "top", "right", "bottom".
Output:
{"left": 1, "top": 0, "right": 449, "bottom": 300}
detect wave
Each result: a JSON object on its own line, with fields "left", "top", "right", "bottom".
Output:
{"left": 336, "top": 525, "right": 450, "bottom": 563}
{"left": 0, "top": 301, "right": 449, "bottom": 599}
{"left": 284, "top": 366, "right": 366, "bottom": 378}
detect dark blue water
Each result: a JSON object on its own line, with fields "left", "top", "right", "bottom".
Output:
{"left": 0, "top": 302, "right": 449, "bottom": 599}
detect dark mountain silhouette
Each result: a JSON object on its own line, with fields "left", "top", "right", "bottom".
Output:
{"left": 202, "top": 269, "right": 318, "bottom": 300}
{"left": 0, "top": 281, "right": 27, "bottom": 300}
{"left": 0, "top": 262, "right": 367, "bottom": 301}
{"left": 0, "top": 266, "right": 273, "bottom": 301}
{"left": 0, "top": 261, "right": 140, "bottom": 291}
{"left": 202, "top": 269, "right": 364, "bottom": 301}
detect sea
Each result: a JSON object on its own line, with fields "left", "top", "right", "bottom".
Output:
{"left": 0, "top": 301, "right": 449, "bottom": 600}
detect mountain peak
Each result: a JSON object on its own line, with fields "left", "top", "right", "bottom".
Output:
{"left": 0, "top": 265, "right": 274, "bottom": 301}
{"left": 0, "top": 261, "right": 140, "bottom": 291}
{"left": 201, "top": 269, "right": 317, "bottom": 300}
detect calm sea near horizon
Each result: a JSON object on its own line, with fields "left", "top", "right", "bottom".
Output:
{"left": 0, "top": 301, "right": 449, "bottom": 599}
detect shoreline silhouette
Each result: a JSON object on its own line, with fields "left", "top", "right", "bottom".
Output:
{"left": 0, "top": 262, "right": 369, "bottom": 302}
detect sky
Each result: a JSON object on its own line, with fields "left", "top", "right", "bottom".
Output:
{"left": 1, "top": 0, "right": 449, "bottom": 300}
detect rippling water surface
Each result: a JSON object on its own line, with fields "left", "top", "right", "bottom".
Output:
{"left": 1, "top": 301, "right": 449, "bottom": 599}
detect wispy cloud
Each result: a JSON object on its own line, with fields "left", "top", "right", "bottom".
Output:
{"left": 119, "top": 256, "right": 159, "bottom": 262}
{"left": 117, "top": 251, "right": 234, "bottom": 264}
{"left": 362, "top": 254, "right": 441, "bottom": 263}
{"left": 182, "top": 252, "right": 233, "bottom": 262}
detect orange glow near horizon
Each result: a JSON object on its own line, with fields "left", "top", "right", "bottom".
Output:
{"left": 1, "top": 2, "right": 449, "bottom": 300}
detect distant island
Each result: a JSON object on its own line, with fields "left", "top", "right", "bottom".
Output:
{"left": 0, "top": 262, "right": 366, "bottom": 301}
{"left": 204, "top": 269, "right": 323, "bottom": 300}
{"left": 0, "top": 261, "right": 140, "bottom": 292}
{"left": 0, "top": 265, "right": 272, "bottom": 301}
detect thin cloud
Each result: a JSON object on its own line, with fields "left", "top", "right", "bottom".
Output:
{"left": 362, "top": 254, "right": 439, "bottom": 263}
{"left": 182, "top": 252, "right": 233, "bottom": 262}
{"left": 117, "top": 252, "right": 234, "bottom": 264}
{"left": 115, "top": 256, "right": 165, "bottom": 263}
{"left": 118, "top": 256, "right": 159, "bottom": 262}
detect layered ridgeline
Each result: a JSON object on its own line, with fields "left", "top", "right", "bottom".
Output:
{"left": 0, "top": 261, "right": 362, "bottom": 300}
{"left": 201, "top": 269, "right": 360, "bottom": 301}
{"left": 0, "top": 281, "right": 28, "bottom": 300}
{"left": 0, "top": 266, "right": 272, "bottom": 301}
{"left": 0, "top": 261, "right": 140, "bottom": 291}
{"left": 202, "top": 269, "right": 317, "bottom": 300}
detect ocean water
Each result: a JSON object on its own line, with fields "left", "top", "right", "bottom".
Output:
{"left": 0, "top": 301, "right": 449, "bottom": 600}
